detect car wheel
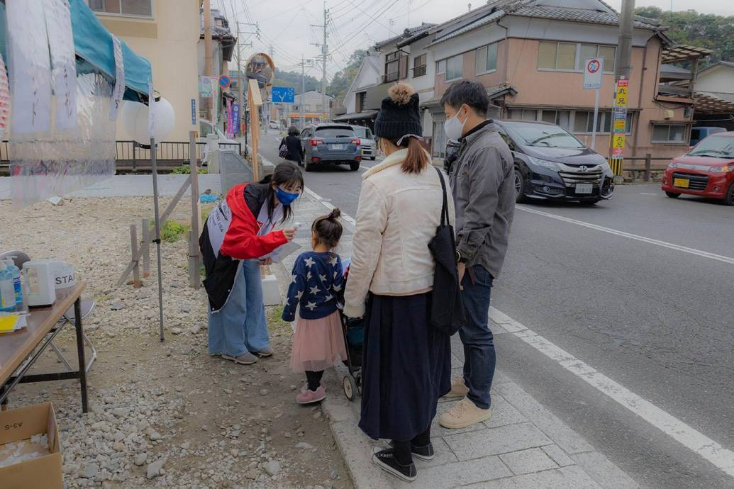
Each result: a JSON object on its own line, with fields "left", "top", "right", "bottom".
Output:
{"left": 371, "top": 156, "right": 376, "bottom": 161}
{"left": 665, "top": 191, "right": 681, "bottom": 199}
{"left": 350, "top": 162, "right": 360, "bottom": 172}
{"left": 724, "top": 183, "right": 734, "bottom": 206}
{"left": 514, "top": 168, "right": 528, "bottom": 203}
{"left": 304, "top": 160, "right": 313, "bottom": 172}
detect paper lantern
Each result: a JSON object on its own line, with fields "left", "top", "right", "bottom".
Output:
{"left": 121, "top": 98, "right": 176, "bottom": 144}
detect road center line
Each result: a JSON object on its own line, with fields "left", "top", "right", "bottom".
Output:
{"left": 517, "top": 205, "right": 734, "bottom": 265}
{"left": 490, "top": 306, "right": 734, "bottom": 478}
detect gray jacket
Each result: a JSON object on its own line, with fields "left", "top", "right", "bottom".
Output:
{"left": 449, "top": 122, "right": 515, "bottom": 279}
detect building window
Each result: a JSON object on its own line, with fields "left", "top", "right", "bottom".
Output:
{"left": 443, "top": 55, "right": 463, "bottom": 81}
{"left": 356, "top": 92, "right": 366, "bottom": 113}
{"left": 509, "top": 108, "right": 632, "bottom": 134}
{"left": 436, "top": 59, "right": 446, "bottom": 75}
{"left": 652, "top": 124, "right": 687, "bottom": 143}
{"left": 385, "top": 52, "right": 400, "bottom": 83}
{"left": 89, "top": 0, "right": 152, "bottom": 16}
{"left": 413, "top": 54, "right": 427, "bottom": 78}
{"left": 537, "top": 42, "right": 616, "bottom": 73}
{"left": 433, "top": 121, "right": 447, "bottom": 158}
{"left": 475, "top": 42, "right": 498, "bottom": 75}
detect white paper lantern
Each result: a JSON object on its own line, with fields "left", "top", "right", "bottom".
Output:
{"left": 121, "top": 98, "right": 176, "bottom": 144}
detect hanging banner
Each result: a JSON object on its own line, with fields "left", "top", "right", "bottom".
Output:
{"left": 226, "top": 99, "right": 234, "bottom": 138}
{"left": 0, "top": 54, "right": 10, "bottom": 139}
{"left": 7, "top": 0, "right": 52, "bottom": 134}
{"left": 232, "top": 103, "right": 240, "bottom": 136}
{"left": 199, "top": 76, "right": 214, "bottom": 97}
{"left": 609, "top": 77, "right": 629, "bottom": 176}
{"left": 191, "top": 98, "right": 197, "bottom": 126}
{"left": 148, "top": 80, "right": 156, "bottom": 141}
{"left": 45, "top": 0, "right": 77, "bottom": 130}
{"left": 109, "top": 36, "right": 125, "bottom": 121}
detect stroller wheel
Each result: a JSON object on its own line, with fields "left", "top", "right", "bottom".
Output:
{"left": 343, "top": 375, "right": 357, "bottom": 402}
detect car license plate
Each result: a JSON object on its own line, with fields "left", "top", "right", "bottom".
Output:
{"left": 331, "top": 144, "right": 345, "bottom": 150}
{"left": 575, "top": 184, "right": 593, "bottom": 194}
{"left": 673, "top": 178, "right": 690, "bottom": 188}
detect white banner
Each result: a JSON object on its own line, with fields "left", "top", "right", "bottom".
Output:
{"left": 0, "top": 54, "right": 10, "bottom": 139}
{"left": 110, "top": 36, "right": 125, "bottom": 121}
{"left": 45, "top": 0, "right": 77, "bottom": 130}
{"left": 7, "top": 0, "right": 52, "bottom": 134}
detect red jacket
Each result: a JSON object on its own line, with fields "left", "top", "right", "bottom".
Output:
{"left": 199, "top": 183, "right": 287, "bottom": 311}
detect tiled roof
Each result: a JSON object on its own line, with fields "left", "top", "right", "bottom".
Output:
{"left": 375, "top": 23, "right": 436, "bottom": 48}
{"left": 511, "top": 5, "right": 661, "bottom": 30}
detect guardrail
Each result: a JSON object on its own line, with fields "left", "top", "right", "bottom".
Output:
{"left": 0, "top": 140, "right": 242, "bottom": 175}
{"left": 623, "top": 154, "right": 671, "bottom": 182}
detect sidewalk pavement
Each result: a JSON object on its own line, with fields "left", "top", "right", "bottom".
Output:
{"left": 276, "top": 189, "right": 640, "bottom": 489}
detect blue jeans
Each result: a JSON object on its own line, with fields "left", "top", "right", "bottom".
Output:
{"left": 459, "top": 265, "right": 496, "bottom": 410}
{"left": 208, "top": 260, "right": 270, "bottom": 357}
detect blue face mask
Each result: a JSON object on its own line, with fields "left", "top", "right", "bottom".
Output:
{"left": 275, "top": 186, "right": 299, "bottom": 206}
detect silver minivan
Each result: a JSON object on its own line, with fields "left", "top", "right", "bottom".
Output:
{"left": 351, "top": 125, "right": 377, "bottom": 160}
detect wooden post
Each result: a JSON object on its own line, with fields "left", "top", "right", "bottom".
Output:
{"left": 189, "top": 131, "right": 201, "bottom": 289}
{"left": 130, "top": 225, "right": 141, "bottom": 288}
{"left": 141, "top": 218, "right": 151, "bottom": 278}
{"left": 248, "top": 79, "right": 263, "bottom": 182}
{"left": 644, "top": 153, "right": 651, "bottom": 183}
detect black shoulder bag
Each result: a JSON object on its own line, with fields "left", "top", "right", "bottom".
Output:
{"left": 428, "top": 167, "right": 466, "bottom": 335}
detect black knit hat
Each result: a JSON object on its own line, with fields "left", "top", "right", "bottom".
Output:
{"left": 374, "top": 83, "right": 422, "bottom": 140}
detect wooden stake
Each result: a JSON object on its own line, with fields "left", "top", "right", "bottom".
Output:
{"left": 141, "top": 218, "right": 151, "bottom": 278}
{"left": 130, "top": 225, "right": 141, "bottom": 288}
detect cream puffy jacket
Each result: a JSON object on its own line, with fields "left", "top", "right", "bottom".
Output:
{"left": 343, "top": 148, "right": 455, "bottom": 318}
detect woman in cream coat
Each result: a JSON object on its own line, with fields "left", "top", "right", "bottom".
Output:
{"left": 344, "top": 83, "right": 455, "bottom": 482}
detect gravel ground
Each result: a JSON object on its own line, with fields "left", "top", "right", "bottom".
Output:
{"left": 0, "top": 196, "right": 354, "bottom": 489}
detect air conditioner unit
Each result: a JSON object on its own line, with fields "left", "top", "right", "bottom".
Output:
{"left": 664, "top": 110, "right": 674, "bottom": 120}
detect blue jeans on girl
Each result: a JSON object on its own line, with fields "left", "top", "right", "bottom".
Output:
{"left": 208, "top": 260, "right": 270, "bottom": 357}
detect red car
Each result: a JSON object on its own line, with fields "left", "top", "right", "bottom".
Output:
{"left": 662, "top": 132, "right": 734, "bottom": 206}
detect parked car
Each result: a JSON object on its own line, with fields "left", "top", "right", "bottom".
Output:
{"left": 300, "top": 123, "right": 362, "bottom": 171}
{"left": 351, "top": 125, "right": 376, "bottom": 160}
{"left": 269, "top": 121, "right": 281, "bottom": 130}
{"left": 690, "top": 127, "right": 726, "bottom": 147}
{"left": 492, "top": 120, "right": 614, "bottom": 204}
{"left": 199, "top": 120, "right": 238, "bottom": 165}
{"left": 661, "top": 131, "right": 734, "bottom": 205}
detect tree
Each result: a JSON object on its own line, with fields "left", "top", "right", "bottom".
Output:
{"left": 327, "top": 49, "right": 370, "bottom": 101}
{"left": 635, "top": 7, "right": 734, "bottom": 64}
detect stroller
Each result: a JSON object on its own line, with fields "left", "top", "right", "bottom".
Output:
{"left": 337, "top": 260, "right": 364, "bottom": 401}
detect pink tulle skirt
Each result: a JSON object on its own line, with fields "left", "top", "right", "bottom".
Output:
{"left": 290, "top": 310, "right": 348, "bottom": 373}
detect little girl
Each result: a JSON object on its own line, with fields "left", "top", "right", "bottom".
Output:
{"left": 282, "top": 209, "right": 348, "bottom": 404}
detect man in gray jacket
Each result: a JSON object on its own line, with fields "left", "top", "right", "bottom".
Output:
{"left": 438, "top": 80, "right": 516, "bottom": 429}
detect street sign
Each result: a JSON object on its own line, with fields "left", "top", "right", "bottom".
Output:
{"left": 609, "top": 77, "right": 630, "bottom": 176}
{"left": 583, "top": 58, "right": 603, "bottom": 90}
{"left": 218, "top": 74, "right": 231, "bottom": 89}
{"left": 232, "top": 103, "right": 240, "bottom": 135}
{"left": 272, "top": 86, "right": 295, "bottom": 104}
{"left": 190, "top": 99, "right": 196, "bottom": 126}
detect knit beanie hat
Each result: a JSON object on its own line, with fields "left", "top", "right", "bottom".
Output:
{"left": 374, "top": 83, "right": 422, "bottom": 140}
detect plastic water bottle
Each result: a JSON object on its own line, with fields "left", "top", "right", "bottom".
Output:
{"left": 0, "top": 263, "right": 15, "bottom": 312}
{"left": 3, "top": 259, "right": 22, "bottom": 307}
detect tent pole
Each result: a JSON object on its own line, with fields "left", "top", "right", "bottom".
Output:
{"left": 150, "top": 136, "right": 165, "bottom": 342}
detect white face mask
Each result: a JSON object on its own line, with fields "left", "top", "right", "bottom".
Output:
{"left": 443, "top": 109, "right": 467, "bottom": 141}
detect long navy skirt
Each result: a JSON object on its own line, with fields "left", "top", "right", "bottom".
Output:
{"left": 359, "top": 292, "right": 452, "bottom": 441}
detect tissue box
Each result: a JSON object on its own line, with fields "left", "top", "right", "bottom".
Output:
{"left": 0, "top": 402, "right": 62, "bottom": 489}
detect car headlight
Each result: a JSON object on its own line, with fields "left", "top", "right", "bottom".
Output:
{"left": 709, "top": 165, "right": 731, "bottom": 173}
{"left": 668, "top": 162, "right": 678, "bottom": 169}
{"left": 528, "top": 156, "right": 560, "bottom": 170}
{"left": 599, "top": 161, "right": 611, "bottom": 171}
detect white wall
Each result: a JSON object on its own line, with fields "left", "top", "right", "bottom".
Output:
{"left": 696, "top": 65, "right": 734, "bottom": 103}
{"left": 345, "top": 57, "right": 380, "bottom": 113}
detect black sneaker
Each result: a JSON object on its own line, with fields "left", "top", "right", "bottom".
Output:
{"left": 372, "top": 448, "right": 417, "bottom": 482}
{"left": 387, "top": 441, "right": 435, "bottom": 461}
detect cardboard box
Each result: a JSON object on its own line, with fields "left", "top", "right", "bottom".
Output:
{"left": 0, "top": 402, "right": 63, "bottom": 489}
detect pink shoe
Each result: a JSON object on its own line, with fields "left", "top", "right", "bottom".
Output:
{"left": 296, "top": 385, "right": 326, "bottom": 404}
{"left": 300, "top": 381, "right": 326, "bottom": 394}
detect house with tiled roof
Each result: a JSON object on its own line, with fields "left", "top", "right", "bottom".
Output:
{"left": 371, "top": 0, "right": 710, "bottom": 164}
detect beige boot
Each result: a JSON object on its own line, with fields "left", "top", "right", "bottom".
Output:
{"left": 444, "top": 376, "right": 469, "bottom": 398}
{"left": 439, "top": 398, "right": 492, "bottom": 429}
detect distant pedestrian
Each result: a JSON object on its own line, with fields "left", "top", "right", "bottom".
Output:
{"left": 200, "top": 163, "right": 303, "bottom": 366}
{"left": 438, "top": 80, "right": 515, "bottom": 429}
{"left": 282, "top": 209, "right": 347, "bottom": 405}
{"left": 344, "top": 83, "right": 454, "bottom": 482}
{"left": 281, "top": 126, "right": 305, "bottom": 166}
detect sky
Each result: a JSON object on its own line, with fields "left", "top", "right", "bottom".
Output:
{"left": 215, "top": 0, "right": 734, "bottom": 80}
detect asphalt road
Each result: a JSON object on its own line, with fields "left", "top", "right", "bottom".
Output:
{"left": 258, "top": 128, "right": 734, "bottom": 488}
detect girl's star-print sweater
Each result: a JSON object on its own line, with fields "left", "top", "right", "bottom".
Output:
{"left": 282, "top": 251, "right": 344, "bottom": 321}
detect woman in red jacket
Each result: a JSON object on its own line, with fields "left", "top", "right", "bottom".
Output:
{"left": 200, "top": 163, "right": 303, "bottom": 365}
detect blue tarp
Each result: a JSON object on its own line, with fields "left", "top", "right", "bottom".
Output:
{"left": 0, "top": 0, "right": 152, "bottom": 103}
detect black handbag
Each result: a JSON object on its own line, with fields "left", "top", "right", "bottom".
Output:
{"left": 428, "top": 167, "right": 466, "bottom": 335}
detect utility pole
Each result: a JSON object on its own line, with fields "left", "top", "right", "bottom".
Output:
{"left": 615, "top": 0, "right": 634, "bottom": 82}
{"left": 301, "top": 54, "right": 306, "bottom": 130}
{"left": 608, "top": 0, "right": 635, "bottom": 180}
{"left": 321, "top": 2, "right": 329, "bottom": 122}
{"left": 203, "top": 0, "right": 213, "bottom": 121}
